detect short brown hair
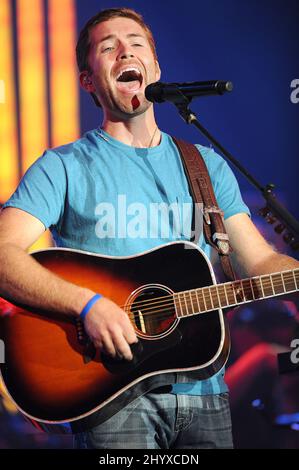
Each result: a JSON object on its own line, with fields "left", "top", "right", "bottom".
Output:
{"left": 76, "top": 8, "right": 158, "bottom": 107}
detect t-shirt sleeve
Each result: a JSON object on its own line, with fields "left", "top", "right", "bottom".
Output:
{"left": 2, "top": 150, "right": 66, "bottom": 229}
{"left": 196, "top": 145, "right": 251, "bottom": 220}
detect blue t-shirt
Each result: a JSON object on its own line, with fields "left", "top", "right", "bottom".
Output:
{"left": 3, "top": 128, "right": 250, "bottom": 395}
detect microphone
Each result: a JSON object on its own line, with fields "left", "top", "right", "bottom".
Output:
{"left": 145, "top": 80, "right": 233, "bottom": 103}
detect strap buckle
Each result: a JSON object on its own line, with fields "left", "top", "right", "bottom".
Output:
{"left": 212, "top": 232, "right": 230, "bottom": 255}
{"left": 203, "top": 206, "right": 224, "bottom": 225}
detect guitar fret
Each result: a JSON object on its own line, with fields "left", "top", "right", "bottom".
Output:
{"left": 217, "top": 285, "right": 228, "bottom": 308}
{"left": 231, "top": 282, "right": 238, "bottom": 304}
{"left": 183, "top": 292, "right": 189, "bottom": 315}
{"left": 175, "top": 293, "right": 183, "bottom": 317}
{"left": 241, "top": 279, "right": 255, "bottom": 301}
{"left": 249, "top": 278, "right": 256, "bottom": 300}
{"left": 253, "top": 277, "right": 264, "bottom": 298}
{"left": 208, "top": 286, "right": 217, "bottom": 309}
{"left": 189, "top": 291, "right": 195, "bottom": 314}
{"left": 225, "top": 283, "right": 236, "bottom": 305}
{"left": 294, "top": 270, "right": 299, "bottom": 289}
{"left": 282, "top": 271, "right": 296, "bottom": 292}
{"left": 269, "top": 274, "right": 275, "bottom": 295}
{"left": 232, "top": 281, "right": 245, "bottom": 303}
{"left": 195, "top": 290, "right": 201, "bottom": 313}
{"left": 284, "top": 271, "right": 297, "bottom": 291}
{"left": 271, "top": 273, "right": 285, "bottom": 295}
{"left": 240, "top": 281, "right": 246, "bottom": 301}
{"left": 247, "top": 277, "right": 262, "bottom": 299}
{"left": 280, "top": 273, "right": 287, "bottom": 293}
{"left": 212, "top": 286, "right": 221, "bottom": 309}
{"left": 201, "top": 289, "right": 207, "bottom": 311}
{"left": 177, "top": 293, "right": 184, "bottom": 317}
{"left": 178, "top": 292, "right": 188, "bottom": 316}
{"left": 261, "top": 275, "right": 275, "bottom": 297}
{"left": 203, "top": 287, "right": 213, "bottom": 310}
{"left": 259, "top": 276, "right": 265, "bottom": 297}
{"left": 196, "top": 289, "right": 206, "bottom": 312}
{"left": 223, "top": 284, "right": 229, "bottom": 305}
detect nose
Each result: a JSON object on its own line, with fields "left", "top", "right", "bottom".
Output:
{"left": 117, "top": 42, "right": 135, "bottom": 60}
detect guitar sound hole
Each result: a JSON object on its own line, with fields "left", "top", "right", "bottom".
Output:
{"left": 129, "top": 285, "right": 177, "bottom": 337}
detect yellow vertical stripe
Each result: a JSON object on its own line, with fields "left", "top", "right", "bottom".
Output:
{"left": 17, "top": 0, "right": 48, "bottom": 173}
{"left": 0, "top": 0, "right": 18, "bottom": 202}
{"left": 49, "top": 0, "right": 79, "bottom": 147}
{"left": 17, "top": 0, "right": 50, "bottom": 250}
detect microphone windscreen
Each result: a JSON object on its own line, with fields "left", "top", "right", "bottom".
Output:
{"left": 145, "top": 82, "right": 165, "bottom": 103}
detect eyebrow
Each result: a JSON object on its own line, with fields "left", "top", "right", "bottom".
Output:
{"left": 99, "top": 33, "right": 146, "bottom": 44}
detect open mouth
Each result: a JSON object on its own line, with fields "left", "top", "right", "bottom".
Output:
{"left": 115, "top": 68, "right": 143, "bottom": 94}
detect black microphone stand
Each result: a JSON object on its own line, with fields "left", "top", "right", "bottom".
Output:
{"left": 169, "top": 89, "right": 299, "bottom": 251}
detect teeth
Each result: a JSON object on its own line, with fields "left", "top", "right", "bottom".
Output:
{"left": 116, "top": 67, "right": 142, "bottom": 81}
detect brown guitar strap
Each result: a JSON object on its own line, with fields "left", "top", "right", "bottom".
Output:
{"left": 172, "top": 137, "right": 236, "bottom": 282}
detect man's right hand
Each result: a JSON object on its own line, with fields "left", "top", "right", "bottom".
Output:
{"left": 82, "top": 296, "right": 138, "bottom": 361}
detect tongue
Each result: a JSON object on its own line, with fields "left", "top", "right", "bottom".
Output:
{"left": 116, "top": 80, "right": 141, "bottom": 93}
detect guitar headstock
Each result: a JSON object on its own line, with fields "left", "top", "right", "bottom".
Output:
{"left": 259, "top": 205, "right": 299, "bottom": 251}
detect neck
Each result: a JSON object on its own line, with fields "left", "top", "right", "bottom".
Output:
{"left": 174, "top": 268, "right": 299, "bottom": 317}
{"left": 102, "top": 108, "right": 160, "bottom": 148}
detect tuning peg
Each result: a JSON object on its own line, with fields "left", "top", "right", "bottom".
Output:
{"left": 259, "top": 206, "right": 270, "bottom": 218}
{"left": 265, "top": 214, "right": 276, "bottom": 224}
{"left": 274, "top": 223, "right": 286, "bottom": 234}
{"left": 290, "top": 240, "right": 299, "bottom": 250}
{"left": 283, "top": 232, "right": 294, "bottom": 244}
{"left": 265, "top": 183, "right": 276, "bottom": 193}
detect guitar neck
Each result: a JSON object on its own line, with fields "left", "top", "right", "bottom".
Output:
{"left": 174, "top": 268, "right": 299, "bottom": 317}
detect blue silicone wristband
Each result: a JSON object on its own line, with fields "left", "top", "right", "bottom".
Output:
{"left": 79, "top": 293, "right": 102, "bottom": 321}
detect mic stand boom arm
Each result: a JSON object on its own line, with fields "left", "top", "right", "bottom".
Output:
{"left": 172, "top": 91, "right": 299, "bottom": 250}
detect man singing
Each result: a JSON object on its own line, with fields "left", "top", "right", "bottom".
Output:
{"left": 0, "top": 8, "right": 298, "bottom": 449}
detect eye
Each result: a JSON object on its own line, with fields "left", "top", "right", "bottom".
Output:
{"left": 132, "top": 43, "right": 143, "bottom": 47}
{"left": 102, "top": 46, "right": 114, "bottom": 53}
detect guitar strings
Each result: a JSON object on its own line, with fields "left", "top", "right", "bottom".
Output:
{"left": 121, "top": 272, "right": 298, "bottom": 311}
{"left": 124, "top": 274, "right": 298, "bottom": 316}
{"left": 123, "top": 274, "right": 298, "bottom": 321}
{"left": 122, "top": 273, "right": 298, "bottom": 307}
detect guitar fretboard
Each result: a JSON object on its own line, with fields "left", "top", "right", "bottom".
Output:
{"left": 174, "top": 268, "right": 299, "bottom": 317}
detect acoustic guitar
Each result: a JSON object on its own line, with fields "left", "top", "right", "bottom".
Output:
{"left": 0, "top": 241, "right": 297, "bottom": 433}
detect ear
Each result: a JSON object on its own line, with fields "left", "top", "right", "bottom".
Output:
{"left": 79, "top": 71, "right": 96, "bottom": 93}
{"left": 155, "top": 60, "right": 161, "bottom": 81}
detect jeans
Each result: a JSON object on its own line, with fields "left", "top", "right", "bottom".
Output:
{"left": 74, "top": 391, "right": 233, "bottom": 449}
